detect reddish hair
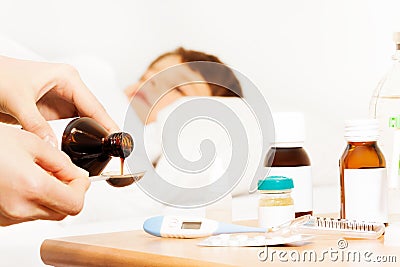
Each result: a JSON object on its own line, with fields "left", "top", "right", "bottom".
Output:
{"left": 149, "top": 47, "right": 243, "bottom": 97}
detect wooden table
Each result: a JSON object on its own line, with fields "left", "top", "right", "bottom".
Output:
{"left": 40, "top": 221, "right": 400, "bottom": 267}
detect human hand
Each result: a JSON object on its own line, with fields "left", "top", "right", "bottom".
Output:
{"left": 0, "top": 56, "right": 119, "bottom": 145}
{"left": 0, "top": 124, "right": 89, "bottom": 226}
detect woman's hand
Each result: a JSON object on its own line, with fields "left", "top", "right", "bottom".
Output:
{"left": 0, "top": 55, "right": 119, "bottom": 145}
{"left": 0, "top": 124, "right": 89, "bottom": 226}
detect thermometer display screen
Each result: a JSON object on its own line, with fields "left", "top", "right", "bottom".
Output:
{"left": 181, "top": 222, "right": 202, "bottom": 229}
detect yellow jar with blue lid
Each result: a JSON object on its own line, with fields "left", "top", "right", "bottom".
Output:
{"left": 258, "top": 176, "right": 295, "bottom": 228}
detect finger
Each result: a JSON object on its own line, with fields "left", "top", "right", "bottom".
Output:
{"left": 73, "top": 87, "right": 120, "bottom": 133}
{"left": 34, "top": 166, "right": 89, "bottom": 216}
{"left": 0, "top": 113, "right": 18, "bottom": 124}
{"left": 11, "top": 102, "right": 58, "bottom": 146}
{"left": 0, "top": 204, "right": 66, "bottom": 226}
{"left": 29, "top": 204, "right": 67, "bottom": 221}
{"left": 0, "top": 196, "right": 63, "bottom": 225}
{"left": 31, "top": 138, "right": 88, "bottom": 182}
{"left": 36, "top": 90, "right": 79, "bottom": 120}
{"left": 54, "top": 66, "right": 119, "bottom": 133}
{"left": 0, "top": 208, "right": 29, "bottom": 226}
{"left": 0, "top": 213, "right": 33, "bottom": 226}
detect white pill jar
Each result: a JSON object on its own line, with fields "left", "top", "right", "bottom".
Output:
{"left": 258, "top": 176, "right": 295, "bottom": 228}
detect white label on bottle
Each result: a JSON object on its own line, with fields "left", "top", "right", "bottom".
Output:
{"left": 344, "top": 168, "right": 388, "bottom": 223}
{"left": 258, "top": 205, "right": 295, "bottom": 228}
{"left": 389, "top": 129, "right": 400, "bottom": 188}
{"left": 268, "top": 166, "right": 312, "bottom": 213}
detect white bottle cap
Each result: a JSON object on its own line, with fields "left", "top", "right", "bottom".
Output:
{"left": 344, "top": 119, "right": 379, "bottom": 142}
{"left": 272, "top": 112, "right": 305, "bottom": 147}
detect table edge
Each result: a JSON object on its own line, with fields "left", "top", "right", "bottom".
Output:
{"left": 40, "top": 238, "right": 235, "bottom": 267}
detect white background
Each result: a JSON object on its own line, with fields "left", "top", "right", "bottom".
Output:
{"left": 0, "top": 0, "right": 399, "bottom": 192}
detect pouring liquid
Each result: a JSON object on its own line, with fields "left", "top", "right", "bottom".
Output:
{"left": 106, "top": 158, "right": 135, "bottom": 187}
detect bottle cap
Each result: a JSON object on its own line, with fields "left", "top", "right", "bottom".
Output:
{"left": 344, "top": 119, "right": 379, "bottom": 142}
{"left": 258, "top": 176, "right": 294, "bottom": 191}
{"left": 272, "top": 112, "right": 305, "bottom": 147}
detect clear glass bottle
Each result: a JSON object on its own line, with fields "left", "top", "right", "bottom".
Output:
{"left": 339, "top": 119, "right": 387, "bottom": 224}
{"left": 265, "top": 112, "right": 313, "bottom": 218}
{"left": 61, "top": 117, "right": 134, "bottom": 187}
{"left": 258, "top": 176, "right": 295, "bottom": 228}
{"left": 370, "top": 32, "right": 400, "bottom": 189}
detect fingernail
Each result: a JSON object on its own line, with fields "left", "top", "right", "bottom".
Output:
{"left": 43, "top": 135, "right": 57, "bottom": 148}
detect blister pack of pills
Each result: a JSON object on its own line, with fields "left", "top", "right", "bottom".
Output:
{"left": 197, "top": 234, "right": 310, "bottom": 247}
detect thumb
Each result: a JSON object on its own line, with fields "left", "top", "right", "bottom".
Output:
{"left": 15, "top": 103, "right": 58, "bottom": 147}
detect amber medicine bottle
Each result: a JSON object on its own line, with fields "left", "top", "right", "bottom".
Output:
{"left": 339, "top": 119, "right": 388, "bottom": 223}
{"left": 61, "top": 117, "right": 134, "bottom": 186}
{"left": 265, "top": 112, "right": 313, "bottom": 218}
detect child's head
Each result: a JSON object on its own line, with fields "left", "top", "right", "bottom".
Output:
{"left": 125, "top": 47, "right": 242, "bottom": 124}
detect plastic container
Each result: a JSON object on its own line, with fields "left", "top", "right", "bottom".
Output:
{"left": 258, "top": 176, "right": 295, "bottom": 228}
{"left": 370, "top": 32, "right": 400, "bottom": 189}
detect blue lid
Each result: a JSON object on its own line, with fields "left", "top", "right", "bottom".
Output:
{"left": 258, "top": 176, "right": 294, "bottom": 190}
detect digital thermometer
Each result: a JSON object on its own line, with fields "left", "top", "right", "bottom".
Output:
{"left": 143, "top": 216, "right": 266, "bottom": 238}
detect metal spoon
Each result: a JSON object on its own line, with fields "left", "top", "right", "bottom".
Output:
{"left": 89, "top": 171, "right": 145, "bottom": 183}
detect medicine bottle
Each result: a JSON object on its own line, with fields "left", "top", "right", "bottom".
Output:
{"left": 258, "top": 176, "right": 295, "bottom": 228}
{"left": 265, "top": 112, "right": 312, "bottom": 218}
{"left": 339, "top": 119, "right": 388, "bottom": 223}
{"left": 61, "top": 117, "right": 134, "bottom": 187}
{"left": 370, "top": 32, "right": 400, "bottom": 189}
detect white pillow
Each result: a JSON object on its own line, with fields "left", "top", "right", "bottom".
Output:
{"left": 148, "top": 96, "right": 263, "bottom": 198}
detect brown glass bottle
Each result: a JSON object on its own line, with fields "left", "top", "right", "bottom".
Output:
{"left": 62, "top": 117, "right": 134, "bottom": 187}
{"left": 340, "top": 119, "right": 388, "bottom": 224}
{"left": 340, "top": 142, "right": 386, "bottom": 219}
{"left": 265, "top": 147, "right": 313, "bottom": 218}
